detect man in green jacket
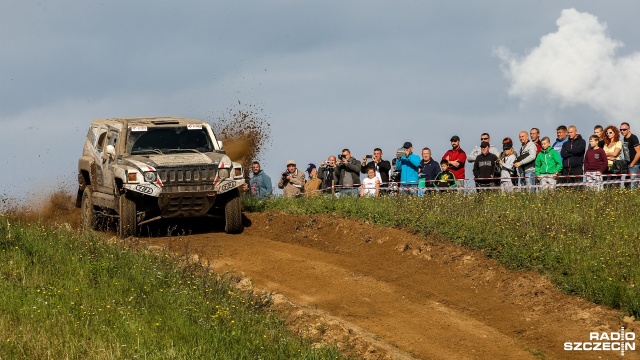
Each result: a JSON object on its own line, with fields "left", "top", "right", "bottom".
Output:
{"left": 535, "top": 137, "right": 563, "bottom": 191}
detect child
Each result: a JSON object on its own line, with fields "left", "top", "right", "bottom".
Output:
{"left": 584, "top": 134, "right": 608, "bottom": 190}
{"left": 360, "top": 167, "right": 381, "bottom": 197}
{"left": 433, "top": 160, "right": 457, "bottom": 190}
{"left": 534, "top": 136, "right": 563, "bottom": 191}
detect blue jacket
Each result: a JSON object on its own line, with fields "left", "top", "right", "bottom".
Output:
{"left": 396, "top": 153, "right": 421, "bottom": 185}
{"left": 249, "top": 170, "right": 272, "bottom": 198}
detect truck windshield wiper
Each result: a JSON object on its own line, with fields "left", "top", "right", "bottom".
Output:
{"left": 165, "top": 148, "right": 202, "bottom": 154}
{"left": 131, "top": 149, "right": 164, "bottom": 155}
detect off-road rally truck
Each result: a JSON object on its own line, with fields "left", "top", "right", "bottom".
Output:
{"left": 76, "top": 117, "right": 245, "bottom": 237}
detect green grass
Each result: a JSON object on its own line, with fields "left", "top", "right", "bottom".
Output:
{"left": 0, "top": 216, "right": 343, "bottom": 359}
{"left": 244, "top": 189, "right": 640, "bottom": 317}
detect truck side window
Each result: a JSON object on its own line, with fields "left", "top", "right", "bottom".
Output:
{"left": 96, "top": 131, "right": 108, "bottom": 152}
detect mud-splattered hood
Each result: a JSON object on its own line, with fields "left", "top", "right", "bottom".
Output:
{"left": 124, "top": 152, "right": 228, "bottom": 169}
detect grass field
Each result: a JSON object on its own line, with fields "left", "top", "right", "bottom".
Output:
{"left": 0, "top": 215, "right": 343, "bottom": 359}
{"left": 244, "top": 189, "right": 640, "bottom": 317}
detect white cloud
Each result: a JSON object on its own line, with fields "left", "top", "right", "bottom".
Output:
{"left": 496, "top": 8, "right": 640, "bottom": 122}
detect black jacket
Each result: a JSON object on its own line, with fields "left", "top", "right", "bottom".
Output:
{"left": 473, "top": 152, "right": 499, "bottom": 185}
{"left": 560, "top": 134, "right": 586, "bottom": 169}
{"left": 419, "top": 158, "right": 440, "bottom": 181}
{"left": 361, "top": 159, "right": 391, "bottom": 185}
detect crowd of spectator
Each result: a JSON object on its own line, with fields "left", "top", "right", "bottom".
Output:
{"left": 245, "top": 122, "right": 640, "bottom": 198}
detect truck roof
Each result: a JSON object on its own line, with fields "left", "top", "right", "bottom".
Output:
{"left": 91, "top": 117, "right": 208, "bottom": 128}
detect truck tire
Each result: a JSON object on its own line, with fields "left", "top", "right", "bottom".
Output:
{"left": 118, "top": 195, "right": 137, "bottom": 238}
{"left": 224, "top": 193, "right": 243, "bottom": 234}
{"left": 81, "top": 188, "right": 96, "bottom": 232}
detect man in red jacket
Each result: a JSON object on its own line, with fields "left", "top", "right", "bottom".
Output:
{"left": 442, "top": 135, "right": 467, "bottom": 187}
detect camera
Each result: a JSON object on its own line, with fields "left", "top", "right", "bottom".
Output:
{"left": 395, "top": 147, "right": 404, "bottom": 159}
{"left": 338, "top": 154, "right": 346, "bottom": 160}
{"left": 365, "top": 155, "right": 373, "bottom": 159}
{"left": 282, "top": 171, "right": 289, "bottom": 179}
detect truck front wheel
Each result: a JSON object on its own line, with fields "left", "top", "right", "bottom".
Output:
{"left": 118, "top": 195, "right": 137, "bottom": 238}
{"left": 81, "top": 188, "right": 96, "bottom": 232}
{"left": 224, "top": 193, "right": 243, "bottom": 234}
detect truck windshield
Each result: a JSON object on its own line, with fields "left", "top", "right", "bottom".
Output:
{"left": 128, "top": 127, "right": 214, "bottom": 154}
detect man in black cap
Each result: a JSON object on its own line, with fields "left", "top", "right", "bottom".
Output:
{"left": 304, "top": 163, "right": 322, "bottom": 195}
{"left": 395, "top": 141, "right": 421, "bottom": 194}
{"left": 442, "top": 135, "right": 467, "bottom": 186}
{"left": 472, "top": 141, "right": 499, "bottom": 191}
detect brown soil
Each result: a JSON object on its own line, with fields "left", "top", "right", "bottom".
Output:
{"left": 132, "top": 212, "right": 640, "bottom": 360}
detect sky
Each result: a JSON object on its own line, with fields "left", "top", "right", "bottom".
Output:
{"left": 2, "top": 1, "right": 640, "bottom": 199}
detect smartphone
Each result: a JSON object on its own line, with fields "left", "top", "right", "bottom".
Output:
{"left": 365, "top": 155, "right": 373, "bottom": 159}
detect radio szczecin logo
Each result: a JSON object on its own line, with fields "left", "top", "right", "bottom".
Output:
{"left": 564, "top": 327, "right": 636, "bottom": 356}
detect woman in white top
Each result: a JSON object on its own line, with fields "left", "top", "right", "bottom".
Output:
{"left": 360, "top": 167, "right": 381, "bottom": 197}
{"left": 498, "top": 137, "right": 517, "bottom": 192}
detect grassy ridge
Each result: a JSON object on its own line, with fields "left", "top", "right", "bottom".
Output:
{"left": 0, "top": 216, "right": 342, "bottom": 359}
{"left": 244, "top": 189, "right": 640, "bottom": 316}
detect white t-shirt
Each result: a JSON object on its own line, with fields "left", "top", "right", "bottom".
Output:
{"left": 361, "top": 176, "right": 381, "bottom": 196}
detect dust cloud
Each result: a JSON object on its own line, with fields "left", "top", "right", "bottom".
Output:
{"left": 2, "top": 189, "right": 81, "bottom": 229}
{"left": 209, "top": 101, "right": 272, "bottom": 172}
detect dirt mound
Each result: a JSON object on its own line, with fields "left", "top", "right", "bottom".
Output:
{"left": 209, "top": 102, "right": 271, "bottom": 171}
{"left": 135, "top": 212, "right": 640, "bottom": 359}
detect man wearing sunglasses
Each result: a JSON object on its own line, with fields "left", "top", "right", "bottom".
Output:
{"left": 620, "top": 122, "right": 640, "bottom": 189}
{"left": 467, "top": 133, "right": 500, "bottom": 164}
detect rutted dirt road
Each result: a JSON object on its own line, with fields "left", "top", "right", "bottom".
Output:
{"left": 134, "top": 211, "right": 640, "bottom": 360}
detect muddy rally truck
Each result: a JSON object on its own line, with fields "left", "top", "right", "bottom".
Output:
{"left": 76, "top": 117, "right": 245, "bottom": 237}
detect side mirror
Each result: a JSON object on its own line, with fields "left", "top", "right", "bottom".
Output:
{"left": 104, "top": 144, "right": 116, "bottom": 163}
{"left": 217, "top": 140, "right": 223, "bottom": 149}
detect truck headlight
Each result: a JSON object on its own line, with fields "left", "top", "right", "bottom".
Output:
{"left": 218, "top": 168, "right": 230, "bottom": 180}
{"left": 143, "top": 171, "right": 157, "bottom": 183}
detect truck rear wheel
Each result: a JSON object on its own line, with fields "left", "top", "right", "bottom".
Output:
{"left": 224, "top": 193, "right": 243, "bottom": 234}
{"left": 118, "top": 195, "right": 137, "bottom": 238}
{"left": 81, "top": 188, "right": 95, "bottom": 232}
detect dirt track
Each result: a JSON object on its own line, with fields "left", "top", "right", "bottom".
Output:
{"left": 130, "top": 211, "right": 640, "bottom": 359}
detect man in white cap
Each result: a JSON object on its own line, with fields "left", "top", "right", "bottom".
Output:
{"left": 277, "top": 159, "right": 306, "bottom": 197}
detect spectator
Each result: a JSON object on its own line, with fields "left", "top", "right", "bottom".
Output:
{"left": 277, "top": 159, "right": 305, "bottom": 197}
{"left": 514, "top": 131, "right": 537, "bottom": 191}
{"left": 442, "top": 135, "right": 467, "bottom": 187}
{"left": 395, "top": 142, "right": 421, "bottom": 194}
{"left": 304, "top": 163, "right": 322, "bottom": 196}
{"left": 472, "top": 141, "right": 499, "bottom": 191}
{"left": 603, "top": 125, "right": 623, "bottom": 186}
{"left": 560, "top": 125, "right": 586, "bottom": 185}
{"left": 360, "top": 167, "right": 381, "bottom": 197}
{"left": 318, "top": 155, "right": 338, "bottom": 195}
{"left": 530, "top": 128, "right": 542, "bottom": 154}
{"left": 433, "top": 160, "right": 457, "bottom": 190}
{"left": 552, "top": 125, "right": 569, "bottom": 153}
{"left": 535, "top": 137, "right": 563, "bottom": 191}
{"left": 594, "top": 125, "right": 605, "bottom": 148}
{"left": 246, "top": 161, "right": 272, "bottom": 198}
{"left": 335, "top": 149, "right": 361, "bottom": 196}
{"left": 467, "top": 133, "right": 500, "bottom": 163}
{"left": 361, "top": 147, "right": 391, "bottom": 189}
{"left": 418, "top": 147, "right": 440, "bottom": 190}
{"left": 620, "top": 122, "right": 640, "bottom": 189}
{"left": 584, "top": 135, "right": 607, "bottom": 191}
{"left": 498, "top": 138, "right": 517, "bottom": 192}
